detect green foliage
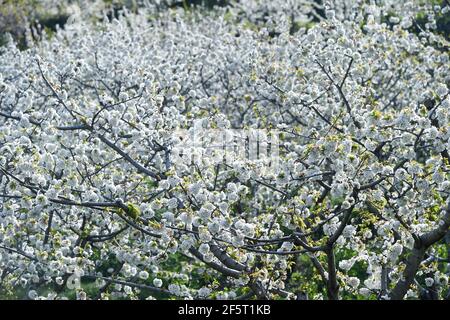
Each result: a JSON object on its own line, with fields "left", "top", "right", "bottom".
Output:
{"left": 126, "top": 203, "right": 141, "bottom": 220}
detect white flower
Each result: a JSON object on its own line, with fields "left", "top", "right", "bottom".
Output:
{"left": 159, "top": 180, "right": 170, "bottom": 190}
{"left": 162, "top": 211, "right": 175, "bottom": 222}
{"left": 199, "top": 243, "right": 210, "bottom": 255}
{"left": 279, "top": 242, "right": 294, "bottom": 252}
{"left": 359, "top": 288, "right": 371, "bottom": 297}
{"left": 363, "top": 230, "right": 373, "bottom": 239}
{"left": 139, "top": 271, "right": 149, "bottom": 280}
{"left": 167, "top": 197, "right": 178, "bottom": 209}
{"left": 168, "top": 284, "right": 181, "bottom": 295}
{"left": 435, "top": 274, "right": 448, "bottom": 286}
{"left": 199, "top": 207, "right": 212, "bottom": 220}
{"left": 348, "top": 277, "right": 360, "bottom": 289}
{"left": 436, "top": 83, "right": 448, "bottom": 96}
{"left": 227, "top": 183, "right": 238, "bottom": 193}
{"left": 179, "top": 212, "right": 193, "bottom": 225}
{"left": 188, "top": 183, "right": 202, "bottom": 195}
{"left": 339, "top": 259, "right": 354, "bottom": 271}
{"left": 425, "top": 277, "right": 434, "bottom": 287}
{"left": 153, "top": 278, "right": 163, "bottom": 288}
{"left": 55, "top": 277, "right": 64, "bottom": 285}
{"left": 28, "top": 290, "right": 38, "bottom": 300}
{"left": 342, "top": 225, "right": 356, "bottom": 238}
{"left": 228, "top": 192, "right": 239, "bottom": 202}
{"left": 124, "top": 286, "right": 133, "bottom": 295}
{"left": 36, "top": 194, "right": 49, "bottom": 205}
{"left": 198, "top": 287, "right": 211, "bottom": 298}
{"left": 77, "top": 291, "right": 87, "bottom": 300}
{"left": 388, "top": 243, "right": 403, "bottom": 263}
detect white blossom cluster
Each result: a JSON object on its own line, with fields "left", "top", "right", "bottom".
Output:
{"left": 0, "top": 0, "right": 450, "bottom": 300}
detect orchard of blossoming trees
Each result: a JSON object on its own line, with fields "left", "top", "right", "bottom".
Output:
{"left": 0, "top": 0, "right": 449, "bottom": 301}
